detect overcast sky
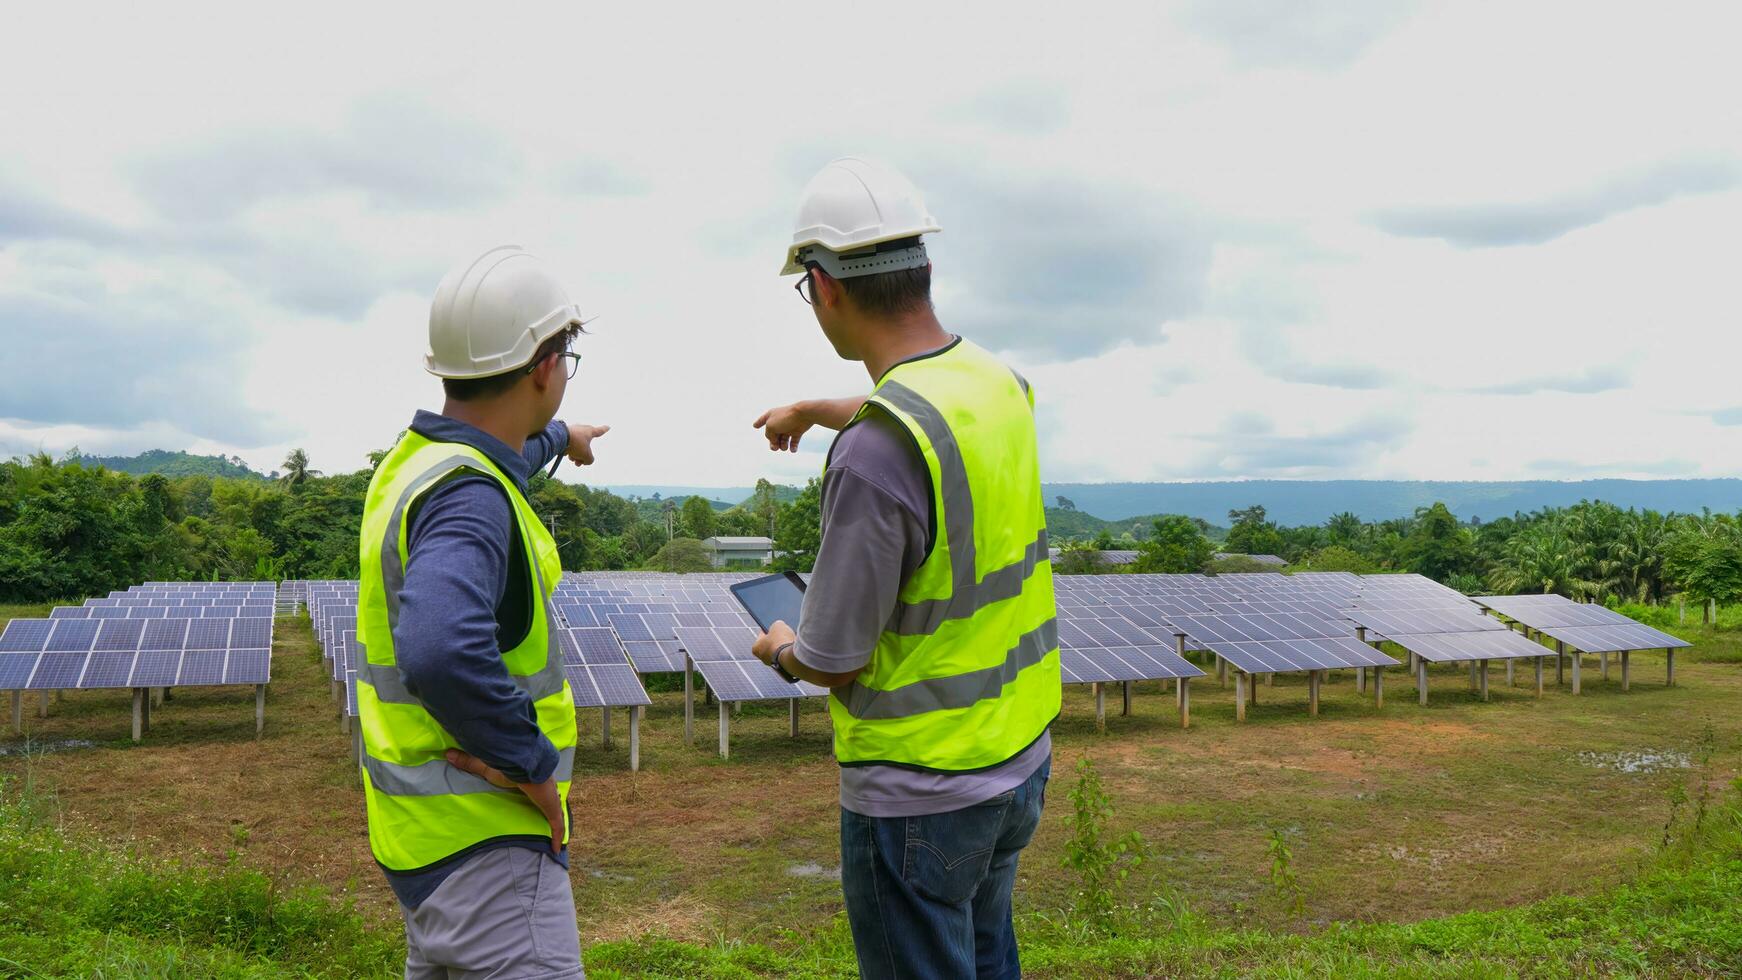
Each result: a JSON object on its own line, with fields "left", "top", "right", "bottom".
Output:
{"left": 2, "top": 1, "right": 1739, "bottom": 488}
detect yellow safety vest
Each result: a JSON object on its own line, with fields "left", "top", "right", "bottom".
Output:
{"left": 827, "top": 338, "right": 1059, "bottom": 771}
{"left": 355, "top": 431, "right": 576, "bottom": 872}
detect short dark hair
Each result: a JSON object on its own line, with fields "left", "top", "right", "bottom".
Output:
{"left": 442, "top": 324, "right": 580, "bottom": 402}
{"left": 818, "top": 238, "right": 933, "bottom": 318}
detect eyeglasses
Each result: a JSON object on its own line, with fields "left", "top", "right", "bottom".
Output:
{"left": 794, "top": 268, "right": 816, "bottom": 306}
{"left": 529, "top": 350, "right": 582, "bottom": 379}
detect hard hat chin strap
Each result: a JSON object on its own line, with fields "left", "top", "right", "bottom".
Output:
{"left": 797, "top": 240, "right": 929, "bottom": 280}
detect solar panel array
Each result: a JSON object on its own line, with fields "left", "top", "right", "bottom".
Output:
{"left": 1474, "top": 594, "right": 1691, "bottom": 652}
{"left": 2, "top": 583, "right": 274, "bottom": 691}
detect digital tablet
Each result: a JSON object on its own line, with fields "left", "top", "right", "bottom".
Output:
{"left": 728, "top": 571, "right": 807, "bottom": 633}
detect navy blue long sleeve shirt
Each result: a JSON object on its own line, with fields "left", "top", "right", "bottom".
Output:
{"left": 383, "top": 409, "right": 570, "bottom": 908}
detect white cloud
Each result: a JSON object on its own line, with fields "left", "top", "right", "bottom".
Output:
{"left": 0, "top": 0, "right": 1739, "bottom": 487}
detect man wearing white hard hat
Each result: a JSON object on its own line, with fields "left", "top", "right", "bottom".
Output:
{"left": 355, "top": 245, "right": 608, "bottom": 978}
{"left": 753, "top": 159, "right": 1059, "bottom": 979}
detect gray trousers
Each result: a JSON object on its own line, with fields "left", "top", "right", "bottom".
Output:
{"left": 400, "top": 846, "right": 585, "bottom": 979}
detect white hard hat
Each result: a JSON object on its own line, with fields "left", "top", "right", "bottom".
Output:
{"left": 426, "top": 245, "right": 585, "bottom": 379}
{"left": 780, "top": 157, "right": 941, "bottom": 277}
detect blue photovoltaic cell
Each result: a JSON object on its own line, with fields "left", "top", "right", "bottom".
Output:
{"left": 46, "top": 619, "right": 101, "bottom": 652}
{"left": 95, "top": 619, "right": 146, "bottom": 652}
{"left": 643, "top": 613, "right": 679, "bottom": 639}
{"left": 50, "top": 606, "right": 90, "bottom": 619}
{"left": 129, "top": 606, "right": 168, "bottom": 619}
{"left": 622, "top": 641, "right": 682, "bottom": 673}
{"left": 185, "top": 620, "right": 231, "bottom": 651}
{"left": 130, "top": 651, "right": 182, "bottom": 687}
{"left": 0, "top": 654, "right": 40, "bottom": 688}
{"left": 224, "top": 649, "right": 271, "bottom": 685}
{"left": 707, "top": 612, "right": 749, "bottom": 629}
{"left": 569, "top": 628, "right": 628, "bottom": 666}
{"left": 587, "top": 664, "right": 653, "bottom": 706}
{"left": 140, "top": 619, "right": 189, "bottom": 651}
{"left": 27, "top": 652, "right": 89, "bottom": 689}
{"left": 80, "top": 652, "right": 138, "bottom": 688}
{"left": 674, "top": 612, "right": 713, "bottom": 629}
{"left": 228, "top": 618, "right": 272, "bottom": 649}
{"left": 562, "top": 665, "right": 600, "bottom": 705}
{"left": 0, "top": 620, "right": 54, "bottom": 652}
{"left": 164, "top": 606, "right": 200, "bottom": 619}
{"left": 88, "top": 606, "right": 129, "bottom": 619}
{"left": 177, "top": 650, "right": 227, "bottom": 686}
{"left": 204, "top": 606, "right": 242, "bottom": 618}
{"left": 606, "top": 614, "right": 654, "bottom": 642}
{"left": 674, "top": 627, "right": 735, "bottom": 662}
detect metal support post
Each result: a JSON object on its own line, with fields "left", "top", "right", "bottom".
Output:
{"left": 1620, "top": 650, "right": 1630, "bottom": 691}
{"left": 1569, "top": 643, "right": 1581, "bottom": 695}
{"left": 1666, "top": 649, "right": 1676, "bottom": 686}
{"left": 1535, "top": 656, "right": 1544, "bottom": 698}
{"left": 1121, "top": 681, "right": 1132, "bottom": 716}
{"left": 683, "top": 656, "right": 694, "bottom": 746}
{"left": 255, "top": 684, "right": 265, "bottom": 736}
{"left": 601, "top": 707, "right": 612, "bottom": 750}
{"left": 131, "top": 688, "right": 145, "bottom": 743}
{"left": 1178, "top": 677, "right": 1191, "bottom": 728}
{"left": 1374, "top": 667, "right": 1384, "bottom": 709}
{"left": 1417, "top": 658, "right": 1429, "bottom": 706}
{"left": 1234, "top": 672, "right": 1246, "bottom": 722}
{"left": 1478, "top": 660, "right": 1489, "bottom": 701}
{"left": 1093, "top": 683, "right": 1106, "bottom": 732}
{"left": 718, "top": 700, "right": 730, "bottom": 760}
{"left": 629, "top": 707, "right": 641, "bottom": 771}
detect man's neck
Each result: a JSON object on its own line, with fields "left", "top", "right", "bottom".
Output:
{"left": 860, "top": 310, "right": 954, "bottom": 383}
{"left": 441, "top": 399, "right": 527, "bottom": 453}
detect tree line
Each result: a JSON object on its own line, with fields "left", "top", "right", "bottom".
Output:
{"left": 9, "top": 448, "right": 1742, "bottom": 615}
{"left": 0, "top": 451, "right": 821, "bottom": 603}
{"left": 1057, "top": 500, "right": 1742, "bottom": 616}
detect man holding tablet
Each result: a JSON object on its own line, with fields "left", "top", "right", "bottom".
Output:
{"left": 750, "top": 158, "right": 1059, "bottom": 980}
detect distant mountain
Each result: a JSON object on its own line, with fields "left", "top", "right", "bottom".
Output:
{"left": 65, "top": 449, "right": 269, "bottom": 481}
{"left": 1042, "top": 480, "right": 1742, "bottom": 524}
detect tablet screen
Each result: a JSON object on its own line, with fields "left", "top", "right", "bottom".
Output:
{"left": 729, "top": 572, "right": 806, "bottom": 633}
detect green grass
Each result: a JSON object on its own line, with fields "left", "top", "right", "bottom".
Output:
{"left": 4, "top": 766, "right": 1741, "bottom": 978}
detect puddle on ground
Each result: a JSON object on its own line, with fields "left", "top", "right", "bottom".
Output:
{"left": 787, "top": 862, "right": 842, "bottom": 881}
{"left": 1575, "top": 750, "right": 1691, "bottom": 774}
{"left": 0, "top": 738, "right": 98, "bottom": 757}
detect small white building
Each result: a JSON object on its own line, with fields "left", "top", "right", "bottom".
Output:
{"left": 702, "top": 536, "right": 775, "bottom": 568}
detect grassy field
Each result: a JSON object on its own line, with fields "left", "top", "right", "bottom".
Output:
{"left": 2, "top": 609, "right": 1741, "bottom": 976}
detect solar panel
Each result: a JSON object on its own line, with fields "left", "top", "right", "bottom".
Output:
{"left": 0, "top": 619, "right": 54, "bottom": 652}
{"left": 567, "top": 628, "right": 630, "bottom": 666}
{"left": 224, "top": 649, "right": 272, "bottom": 685}
{"left": 45, "top": 619, "right": 100, "bottom": 652}
{"left": 28, "top": 652, "right": 89, "bottom": 689}
{"left": 606, "top": 613, "right": 655, "bottom": 642}
{"left": 564, "top": 663, "right": 653, "bottom": 708}
{"left": 50, "top": 606, "right": 91, "bottom": 619}
{"left": 1345, "top": 607, "right": 1508, "bottom": 638}
{"left": 1380, "top": 629, "right": 1551, "bottom": 664}
{"left": 1529, "top": 623, "right": 1691, "bottom": 653}
{"left": 675, "top": 626, "right": 825, "bottom": 702}
{"left": 95, "top": 618, "right": 146, "bottom": 652}
{"left": 177, "top": 650, "right": 226, "bottom": 686}
{"left": 1207, "top": 636, "right": 1397, "bottom": 675}
{"left": 185, "top": 620, "right": 231, "bottom": 651}
{"left": 129, "top": 650, "right": 182, "bottom": 687}
{"left": 80, "top": 651, "right": 139, "bottom": 688}
{"left": 622, "top": 640, "right": 684, "bottom": 673}
{"left": 228, "top": 618, "right": 272, "bottom": 649}
{"left": 0, "top": 654, "right": 39, "bottom": 688}
{"left": 140, "top": 619, "right": 190, "bottom": 651}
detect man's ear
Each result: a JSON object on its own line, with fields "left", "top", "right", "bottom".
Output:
{"left": 815, "top": 269, "right": 844, "bottom": 309}
{"left": 528, "top": 351, "right": 556, "bottom": 392}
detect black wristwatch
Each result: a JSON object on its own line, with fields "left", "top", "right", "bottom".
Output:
{"left": 769, "top": 641, "right": 801, "bottom": 683}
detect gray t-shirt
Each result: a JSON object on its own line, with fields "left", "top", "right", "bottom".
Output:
{"left": 794, "top": 397, "right": 1052, "bottom": 818}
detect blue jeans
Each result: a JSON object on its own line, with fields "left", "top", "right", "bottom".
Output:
{"left": 840, "top": 760, "right": 1050, "bottom": 980}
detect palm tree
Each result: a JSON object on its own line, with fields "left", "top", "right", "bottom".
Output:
{"left": 280, "top": 448, "right": 320, "bottom": 487}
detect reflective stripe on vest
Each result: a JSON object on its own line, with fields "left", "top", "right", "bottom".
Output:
{"left": 826, "top": 339, "right": 1059, "bottom": 771}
